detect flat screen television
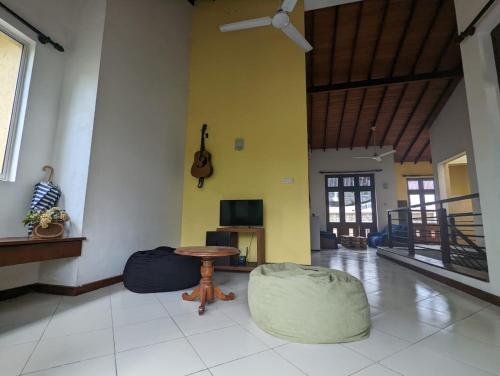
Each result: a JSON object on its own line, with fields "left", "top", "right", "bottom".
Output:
{"left": 220, "top": 200, "right": 263, "bottom": 226}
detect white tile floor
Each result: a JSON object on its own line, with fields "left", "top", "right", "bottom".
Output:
{"left": 1, "top": 247, "right": 499, "bottom": 375}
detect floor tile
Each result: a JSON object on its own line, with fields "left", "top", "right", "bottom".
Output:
{"left": 114, "top": 317, "right": 183, "bottom": 352}
{"left": 111, "top": 289, "right": 158, "bottom": 309}
{"left": 215, "top": 303, "right": 253, "bottom": 325}
{"left": 43, "top": 305, "right": 112, "bottom": 339}
{"left": 190, "top": 371, "right": 211, "bottom": 376}
{"left": 188, "top": 325, "right": 268, "bottom": 367}
{"left": 446, "top": 307, "right": 500, "bottom": 347}
{"left": 0, "top": 299, "right": 57, "bottom": 327}
{"left": 58, "top": 287, "right": 110, "bottom": 310}
{"left": 116, "top": 338, "right": 205, "bottom": 376}
{"left": 24, "top": 328, "right": 114, "bottom": 373}
{"left": 112, "top": 302, "right": 168, "bottom": 327}
{"left": 275, "top": 342, "right": 373, "bottom": 376}
{"left": 241, "top": 321, "right": 289, "bottom": 348}
{"left": 0, "top": 341, "right": 37, "bottom": 376}
{"left": 0, "top": 319, "right": 49, "bottom": 347}
{"left": 156, "top": 291, "right": 201, "bottom": 316}
{"left": 419, "top": 330, "right": 500, "bottom": 375}
{"left": 372, "top": 310, "right": 440, "bottom": 342}
{"left": 210, "top": 350, "right": 304, "bottom": 376}
{"left": 387, "top": 305, "right": 457, "bottom": 329}
{"left": 173, "top": 309, "right": 237, "bottom": 336}
{"left": 351, "top": 364, "right": 402, "bottom": 376}
{"left": 416, "top": 291, "right": 488, "bottom": 320}
{"left": 343, "top": 329, "right": 410, "bottom": 361}
{"left": 381, "top": 344, "right": 493, "bottom": 376}
{"left": 24, "top": 355, "right": 115, "bottom": 376}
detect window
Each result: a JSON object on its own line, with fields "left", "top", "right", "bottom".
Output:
{"left": 407, "top": 178, "right": 437, "bottom": 225}
{"left": 325, "top": 174, "right": 377, "bottom": 237}
{"left": 0, "top": 24, "right": 32, "bottom": 181}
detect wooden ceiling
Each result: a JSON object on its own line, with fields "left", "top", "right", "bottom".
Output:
{"left": 305, "top": 0, "right": 463, "bottom": 163}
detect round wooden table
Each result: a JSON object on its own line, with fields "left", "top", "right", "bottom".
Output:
{"left": 175, "top": 246, "right": 240, "bottom": 315}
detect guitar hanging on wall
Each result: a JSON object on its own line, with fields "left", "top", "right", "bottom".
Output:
{"left": 190, "top": 124, "right": 213, "bottom": 188}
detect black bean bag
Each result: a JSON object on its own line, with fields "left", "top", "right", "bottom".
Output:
{"left": 123, "top": 246, "right": 201, "bottom": 293}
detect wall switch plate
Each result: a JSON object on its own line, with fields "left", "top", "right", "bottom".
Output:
{"left": 281, "top": 177, "right": 295, "bottom": 184}
{"left": 235, "top": 138, "right": 244, "bottom": 151}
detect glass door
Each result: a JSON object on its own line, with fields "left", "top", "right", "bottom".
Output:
{"left": 325, "top": 174, "right": 377, "bottom": 237}
{"left": 407, "top": 178, "right": 439, "bottom": 243}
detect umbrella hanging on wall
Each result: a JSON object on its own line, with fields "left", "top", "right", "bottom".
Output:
{"left": 27, "top": 165, "right": 62, "bottom": 235}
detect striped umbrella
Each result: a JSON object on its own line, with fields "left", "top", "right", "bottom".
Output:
{"left": 28, "top": 166, "right": 62, "bottom": 235}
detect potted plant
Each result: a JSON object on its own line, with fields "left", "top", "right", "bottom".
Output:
{"left": 23, "top": 207, "right": 70, "bottom": 239}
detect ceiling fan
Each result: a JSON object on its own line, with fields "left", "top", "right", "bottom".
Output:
{"left": 353, "top": 127, "right": 396, "bottom": 162}
{"left": 219, "top": 0, "right": 313, "bottom": 52}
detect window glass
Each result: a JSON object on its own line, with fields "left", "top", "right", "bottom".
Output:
{"left": 344, "top": 192, "right": 356, "bottom": 223}
{"left": 0, "top": 30, "right": 24, "bottom": 174}
{"left": 327, "top": 177, "right": 338, "bottom": 188}
{"left": 328, "top": 192, "right": 340, "bottom": 222}
{"left": 423, "top": 180, "right": 435, "bottom": 190}
{"left": 359, "top": 176, "right": 371, "bottom": 186}
{"left": 409, "top": 194, "right": 421, "bottom": 206}
{"left": 343, "top": 177, "right": 355, "bottom": 187}
{"left": 407, "top": 180, "right": 419, "bottom": 190}
{"left": 360, "top": 191, "right": 373, "bottom": 223}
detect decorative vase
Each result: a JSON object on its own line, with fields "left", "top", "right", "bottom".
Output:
{"left": 32, "top": 222, "right": 64, "bottom": 239}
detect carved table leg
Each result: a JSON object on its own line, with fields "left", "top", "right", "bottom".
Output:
{"left": 182, "top": 286, "right": 201, "bottom": 301}
{"left": 181, "top": 256, "right": 237, "bottom": 315}
{"left": 214, "top": 287, "right": 235, "bottom": 301}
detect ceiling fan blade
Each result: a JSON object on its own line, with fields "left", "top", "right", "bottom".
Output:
{"left": 378, "top": 150, "right": 397, "bottom": 158}
{"left": 281, "top": 22, "right": 313, "bottom": 52}
{"left": 281, "top": 0, "right": 298, "bottom": 12}
{"left": 352, "top": 157, "right": 375, "bottom": 160}
{"left": 219, "top": 17, "right": 272, "bottom": 32}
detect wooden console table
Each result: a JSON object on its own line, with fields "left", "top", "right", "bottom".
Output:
{"left": 216, "top": 227, "right": 265, "bottom": 272}
{"left": 0, "top": 237, "right": 85, "bottom": 267}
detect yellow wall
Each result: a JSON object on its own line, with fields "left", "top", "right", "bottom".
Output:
{"left": 394, "top": 162, "right": 434, "bottom": 201}
{"left": 0, "top": 31, "right": 23, "bottom": 168}
{"left": 181, "top": 0, "right": 311, "bottom": 265}
{"left": 447, "top": 164, "right": 472, "bottom": 214}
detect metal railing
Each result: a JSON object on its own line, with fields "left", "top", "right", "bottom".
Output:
{"left": 387, "top": 193, "right": 487, "bottom": 273}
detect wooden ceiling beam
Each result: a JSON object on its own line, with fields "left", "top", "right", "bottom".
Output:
{"left": 414, "top": 140, "right": 431, "bottom": 164}
{"left": 400, "top": 77, "right": 460, "bottom": 163}
{"left": 365, "top": 0, "right": 416, "bottom": 148}
{"left": 307, "top": 69, "right": 460, "bottom": 94}
{"left": 323, "top": 8, "right": 338, "bottom": 150}
{"left": 336, "top": 1, "right": 363, "bottom": 150}
{"left": 393, "top": 0, "right": 445, "bottom": 150}
{"left": 350, "top": 0, "right": 389, "bottom": 149}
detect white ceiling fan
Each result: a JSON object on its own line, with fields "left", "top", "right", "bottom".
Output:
{"left": 353, "top": 126, "right": 396, "bottom": 163}
{"left": 219, "top": 0, "right": 313, "bottom": 52}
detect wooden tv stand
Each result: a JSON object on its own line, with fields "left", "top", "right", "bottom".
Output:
{"left": 215, "top": 227, "right": 265, "bottom": 272}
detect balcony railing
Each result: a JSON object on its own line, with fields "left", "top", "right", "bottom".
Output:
{"left": 386, "top": 193, "right": 487, "bottom": 279}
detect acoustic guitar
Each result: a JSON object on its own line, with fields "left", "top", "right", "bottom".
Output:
{"left": 191, "top": 124, "right": 213, "bottom": 188}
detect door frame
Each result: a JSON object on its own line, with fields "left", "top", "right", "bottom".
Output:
{"left": 324, "top": 174, "right": 378, "bottom": 237}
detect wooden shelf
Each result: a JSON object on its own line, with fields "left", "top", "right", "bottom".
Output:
{"left": 215, "top": 262, "right": 258, "bottom": 272}
{"left": 217, "top": 227, "right": 265, "bottom": 266}
{"left": 0, "top": 237, "right": 85, "bottom": 267}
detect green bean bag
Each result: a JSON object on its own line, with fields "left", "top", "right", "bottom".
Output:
{"left": 248, "top": 263, "right": 370, "bottom": 344}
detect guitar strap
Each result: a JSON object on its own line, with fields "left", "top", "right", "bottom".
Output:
{"left": 198, "top": 177, "right": 204, "bottom": 188}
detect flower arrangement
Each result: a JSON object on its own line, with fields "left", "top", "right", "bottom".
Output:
{"left": 23, "top": 207, "right": 70, "bottom": 228}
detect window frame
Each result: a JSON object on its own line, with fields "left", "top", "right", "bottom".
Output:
{"left": 0, "top": 20, "right": 34, "bottom": 182}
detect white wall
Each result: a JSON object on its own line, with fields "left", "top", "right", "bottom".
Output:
{"left": 38, "top": 0, "right": 107, "bottom": 286}
{"left": 76, "top": 0, "right": 191, "bottom": 285}
{"left": 450, "top": 0, "right": 500, "bottom": 297}
{"left": 309, "top": 147, "right": 397, "bottom": 233}
{"left": 0, "top": 0, "right": 81, "bottom": 290}
{"left": 429, "top": 80, "right": 479, "bottom": 198}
